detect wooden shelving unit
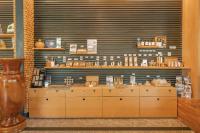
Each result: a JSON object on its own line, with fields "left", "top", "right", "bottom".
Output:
{"left": 0, "top": 0, "right": 16, "bottom": 58}
{"left": 0, "top": 34, "right": 14, "bottom": 38}
{"left": 33, "top": 48, "right": 65, "bottom": 51}
{"left": 0, "top": 48, "right": 14, "bottom": 51}
{"left": 44, "top": 66, "right": 190, "bottom": 70}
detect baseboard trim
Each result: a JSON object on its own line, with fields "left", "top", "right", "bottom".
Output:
{"left": 24, "top": 127, "right": 191, "bottom": 131}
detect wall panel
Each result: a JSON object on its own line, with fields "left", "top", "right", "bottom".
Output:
{"left": 34, "top": 0, "right": 182, "bottom": 85}
{"left": 183, "top": 0, "right": 200, "bottom": 98}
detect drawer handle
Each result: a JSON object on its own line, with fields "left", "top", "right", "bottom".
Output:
{"left": 83, "top": 98, "right": 86, "bottom": 101}
{"left": 93, "top": 90, "right": 96, "bottom": 93}
{"left": 145, "top": 89, "right": 149, "bottom": 92}
{"left": 71, "top": 90, "right": 74, "bottom": 92}
{"left": 168, "top": 89, "right": 172, "bottom": 92}
{"left": 56, "top": 90, "right": 59, "bottom": 92}
{"left": 120, "top": 98, "right": 123, "bottom": 101}
{"left": 157, "top": 98, "right": 160, "bottom": 101}
{"left": 46, "top": 98, "right": 48, "bottom": 101}
{"left": 131, "top": 89, "right": 134, "bottom": 92}
{"left": 109, "top": 89, "right": 112, "bottom": 92}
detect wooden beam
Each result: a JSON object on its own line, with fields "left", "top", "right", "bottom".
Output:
{"left": 178, "top": 98, "right": 200, "bottom": 133}
{"left": 182, "top": 0, "right": 200, "bottom": 98}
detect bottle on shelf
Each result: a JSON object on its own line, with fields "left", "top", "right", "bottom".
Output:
{"left": 130, "top": 73, "right": 136, "bottom": 86}
{"left": 137, "top": 37, "right": 141, "bottom": 46}
{"left": 0, "top": 24, "right": 3, "bottom": 34}
{"left": 124, "top": 54, "right": 129, "bottom": 66}
{"left": 129, "top": 54, "right": 133, "bottom": 66}
{"left": 133, "top": 54, "right": 138, "bottom": 66}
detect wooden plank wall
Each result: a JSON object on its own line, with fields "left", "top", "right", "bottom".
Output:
{"left": 178, "top": 98, "right": 200, "bottom": 133}
{"left": 182, "top": 0, "right": 200, "bottom": 98}
{"left": 34, "top": 0, "right": 183, "bottom": 85}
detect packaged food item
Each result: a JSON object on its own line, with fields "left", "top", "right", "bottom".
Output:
{"left": 85, "top": 76, "right": 99, "bottom": 87}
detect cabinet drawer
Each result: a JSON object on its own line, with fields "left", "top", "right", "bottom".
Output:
{"left": 68, "top": 87, "right": 102, "bottom": 97}
{"left": 29, "top": 89, "right": 66, "bottom": 98}
{"left": 103, "top": 97, "right": 139, "bottom": 117}
{"left": 66, "top": 97, "right": 102, "bottom": 118}
{"left": 103, "top": 87, "right": 139, "bottom": 97}
{"left": 140, "top": 97, "right": 177, "bottom": 117}
{"left": 140, "top": 86, "right": 176, "bottom": 96}
{"left": 29, "top": 97, "right": 65, "bottom": 118}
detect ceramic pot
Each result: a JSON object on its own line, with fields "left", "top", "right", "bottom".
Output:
{"left": 0, "top": 58, "right": 26, "bottom": 128}
{"left": 35, "top": 39, "right": 45, "bottom": 48}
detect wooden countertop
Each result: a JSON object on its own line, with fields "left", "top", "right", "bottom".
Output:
{"left": 31, "top": 84, "right": 175, "bottom": 90}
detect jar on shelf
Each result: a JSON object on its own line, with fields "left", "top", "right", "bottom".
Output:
{"left": 35, "top": 39, "right": 45, "bottom": 48}
{"left": 0, "top": 39, "right": 6, "bottom": 48}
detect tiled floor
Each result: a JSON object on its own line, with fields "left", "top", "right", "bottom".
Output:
{"left": 22, "top": 119, "right": 194, "bottom": 133}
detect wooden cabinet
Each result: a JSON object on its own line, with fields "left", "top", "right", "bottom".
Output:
{"left": 102, "top": 87, "right": 139, "bottom": 117}
{"left": 103, "top": 97, "right": 139, "bottom": 117}
{"left": 29, "top": 89, "right": 66, "bottom": 118}
{"left": 140, "top": 97, "right": 177, "bottom": 117}
{"left": 140, "top": 86, "right": 177, "bottom": 117}
{"left": 28, "top": 85, "right": 177, "bottom": 118}
{"left": 66, "top": 87, "right": 102, "bottom": 118}
{"left": 66, "top": 97, "right": 102, "bottom": 118}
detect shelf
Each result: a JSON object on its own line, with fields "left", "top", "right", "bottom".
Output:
{"left": 70, "top": 53, "right": 97, "bottom": 55}
{"left": 137, "top": 45, "right": 166, "bottom": 49}
{"left": 0, "top": 34, "right": 14, "bottom": 38}
{"left": 44, "top": 66, "right": 190, "bottom": 70}
{"left": 33, "top": 48, "right": 65, "bottom": 51}
{"left": 0, "top": 48, "right": 14, "bottom": 51}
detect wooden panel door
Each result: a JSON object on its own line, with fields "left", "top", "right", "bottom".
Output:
{"left": 102, "top": 97, "right": 139, "bottom": 117}
{"left": 66, "top": 97, "right": 102, "bottom": 118}
{"left": 29, "top": 96, "right": 66, "bottom": 118}
{"left": 140, "top": 97, "right": 177, "bottom": 117}
{"left": 103, "top": 87, "right": 139, "bottom": 97}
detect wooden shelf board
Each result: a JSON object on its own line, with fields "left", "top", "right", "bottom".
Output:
{"left": 0, "top": 34, "right": 14, "bottom": 38}
{"left": 137, "top": 45, "right": 166, "bottom": 49}
{"left": 70, "top": 53, "right": 97, "bottom": 55}
{"left": 33, "top": 48, "right": 65, "bottom": 51}
{"left": 0, "top": 48, "right": 14, "bottom": 51}
{"left": 44, "top": 66, "right": 190, "bottom": 70}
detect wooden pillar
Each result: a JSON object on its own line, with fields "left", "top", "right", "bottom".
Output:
{"left": 23, "top": 0, "right": 35, "bottom": 113}
{"left": 182, "top": 0, "right": 200, "bottom": 98}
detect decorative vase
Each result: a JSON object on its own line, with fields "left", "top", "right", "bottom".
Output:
{"left": 0, "top": 58, "right": 26, "bottom": 132}
{"left": 35, "top": 39, "right": 45, "bottom": 48}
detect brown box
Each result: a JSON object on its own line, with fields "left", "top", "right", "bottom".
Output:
{"left": 86, "top": 76, "right": 99, "bottom": 82}
{"left": 85, "top": 76, "right": 99, "bottom": 87}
